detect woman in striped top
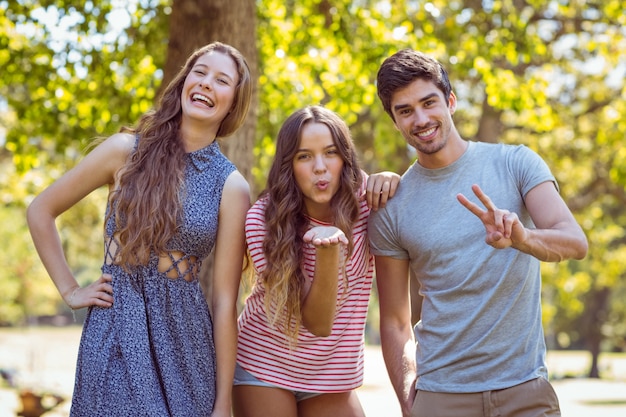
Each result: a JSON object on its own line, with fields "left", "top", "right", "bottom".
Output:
{"left": 233, "top": 106, "right": 398, "bottom": 417}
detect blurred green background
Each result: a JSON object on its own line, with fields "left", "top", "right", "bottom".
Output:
{"left": 1, "top": 0, "right": 625, "bottom": 382}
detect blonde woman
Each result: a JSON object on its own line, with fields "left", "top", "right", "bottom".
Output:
{"left": 27, "top": 42, "right": 252, "bottom": 417}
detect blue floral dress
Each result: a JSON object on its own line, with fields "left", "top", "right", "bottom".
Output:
{"left": 70, "top": 141, "right": 236, "bottom": 417}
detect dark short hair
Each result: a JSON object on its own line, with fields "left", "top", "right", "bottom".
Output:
{"left": 377, "top": 49, "right": 452, "bottom": 121}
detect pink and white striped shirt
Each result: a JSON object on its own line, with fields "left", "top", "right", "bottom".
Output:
{"left": 236, "top": 190, "right": 374, "bottom": 392}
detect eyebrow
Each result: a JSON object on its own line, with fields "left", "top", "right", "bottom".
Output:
{"left": 296, "top": 144, "right": 337, "bottom": 153}
{"left": 192, "top": 63, "right": 235, "bottom": 83}
{"left": 393, "top": 92, "right": 440, "bottom": 112}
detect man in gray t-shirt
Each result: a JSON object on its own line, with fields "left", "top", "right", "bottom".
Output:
{"left": 369, "top": 49, "right": 588, "bottom": 417}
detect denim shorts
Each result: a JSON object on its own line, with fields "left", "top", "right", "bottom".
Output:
{"left": 233, "top": 362, "right": 321, "bottom": 402}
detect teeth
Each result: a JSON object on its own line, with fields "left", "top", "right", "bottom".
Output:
{"left": 418, "top": 127, "right": 436, "bottom": 137}
{"left": 192, "top": 94, "right": 214, "bottom": 107}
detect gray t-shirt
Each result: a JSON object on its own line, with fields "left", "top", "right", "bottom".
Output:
{"left": 368, "top": 141, "right": 556, "bottom": 393}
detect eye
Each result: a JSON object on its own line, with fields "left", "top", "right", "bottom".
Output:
{"left": 295, "top": 153, "right": 311, "bottom": 161}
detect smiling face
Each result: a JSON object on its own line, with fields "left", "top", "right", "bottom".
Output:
{"left": 293, "top": 122, "right": 344, "bottom": 222}
{"left": 181, "top": 50, "right": 239, "bottom": 128}
{"left": 390, "top": 78, "right": 457, "bottom": 156}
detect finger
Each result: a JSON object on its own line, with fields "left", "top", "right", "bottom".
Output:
{"left": 365, "top": 176, "right": 381, "bottom": 209}
{"left": 366, "top": 175, "right": 392, "bottom": 210}
{"left": 94, "top": 297, "right": 113, "bottom": 308}
{"left": 313, "top": 231, "right": 347, "bottom": 247}
{"left": 456, "top": 193, "right": 485, "bottom": 218}
{"left": 366, "top": 182, "right": 384, "bottom": 211}
{"left": 368, "top": 192, "right": 380, "bottom": 211}
{"left": 377, "top": 181, "right": 392, "bottom": 209}
{"left": 97, "top": 291, "right": 115, "bottom": 305}
{"left": 303, "top": 229, "right": 315, "bottom": 243}
{"left": 102, "top": 283, "right": 114, "bottom": 294}
{"left": 491, "top": 209, "right": 509, "bottom": 234}
{"left": 471, "top": 184, "right": 498, "bottom": 212}
{"left": 485, "top": 230, "right": 504, "bottom": 246}
{"left": 388, "top": 176, "right": 399, "bottom": 198}
{"left": 327, "top": 232, "right": 347, "bottom": 245}
{"left": 501, "top": 213, "right": 510, "bottom": 238}
{"left": 94, "top": 284, "right": 114, "bottom": 304}
{"left": 502, "top": 211, "right": 517, "bottom": 239}
{"left": 313, "top": 238, "right": 333, "bottom": 247}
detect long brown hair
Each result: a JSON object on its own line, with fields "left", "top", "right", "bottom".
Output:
{"left": 110, "top": 42, "right": 252, "bottom": 268}
{"left": 261, "top": 105, "right": 363, "bottom": 340}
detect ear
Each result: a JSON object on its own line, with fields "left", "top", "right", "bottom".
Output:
{"left": 448, "top": 91, "right": 457, "bottom": 115}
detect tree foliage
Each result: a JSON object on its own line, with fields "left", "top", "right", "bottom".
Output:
{"left": 256, "top": 0, "right": 626, "bottom": 364}
{"left": 1, "top": 0, "right": 625, "bottom": 369}
{"left": 1, "top": 0, "right": 170, "bottom": 326}
{"left": 2, "top": 0, "right": 169, "bottom": 169}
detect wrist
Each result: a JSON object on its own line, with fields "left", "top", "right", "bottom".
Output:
{"left": 66, "top": 287, "right": 80, "bottom": 310}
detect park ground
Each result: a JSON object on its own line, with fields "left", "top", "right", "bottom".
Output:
{"left": 1, "top": 326, "right": 625, "bottom": 417}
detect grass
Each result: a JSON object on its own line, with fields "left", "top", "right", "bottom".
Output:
{"left": 546, "top": 349, "right": 626, "bottom": 381}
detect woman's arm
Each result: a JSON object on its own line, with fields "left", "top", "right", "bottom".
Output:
{"left": 300, "top": 226, "right": 348, "bottom": 337}
{"left": 26, "top": 133, "right": 133, "bottom": 308}
{"left": 211, "top": 170, "right": 250, "bottom": 417}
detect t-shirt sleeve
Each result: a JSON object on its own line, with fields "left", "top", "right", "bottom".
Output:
{"left": 509, "top": 145, "right": 558, "bottom": 197}
{"left": 367, "top": 205, "right": 409, "bottom": 260}
{"left": 245, "top": 198, "right": 268, "bottom": 273}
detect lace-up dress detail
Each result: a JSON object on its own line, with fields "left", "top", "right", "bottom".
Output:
{"left": 70, "top": 140, "right": 236, "bottom": 417}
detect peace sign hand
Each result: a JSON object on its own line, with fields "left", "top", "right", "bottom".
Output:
{"left": 456, "top": 184, "right": 528, "bottom": 249}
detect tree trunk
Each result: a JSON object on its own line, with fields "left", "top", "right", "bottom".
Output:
{"left": 474, "top": 95, "right": 503, "bottom": 143}
{"left": 584, "top": 287, "right": 610, "bottom": 378}
{"left": 163, "top": 0, "right": 258, "bottom": 305}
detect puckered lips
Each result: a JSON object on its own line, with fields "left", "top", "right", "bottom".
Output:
{"left": 191, "top": 92, "right": 215, "bottom": 108}
{"left": 315, "top": 179, "right": 330, "bottom": 191}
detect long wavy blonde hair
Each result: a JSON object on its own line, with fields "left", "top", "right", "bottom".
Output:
{"left": 108, "top": 42, "right": 252, "bottom": 269}
{"left": 261, "top": 106, "right": 363, "bottom": 340}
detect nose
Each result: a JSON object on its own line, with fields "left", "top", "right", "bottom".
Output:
{"left": 313, "top": 155, "right": 327, "bottom": 173}
{"left": 413, "top": 109, "right": 429, "bottom": 127}
{"left": 199, "top": 76, "right": 213, "bottom": 90}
